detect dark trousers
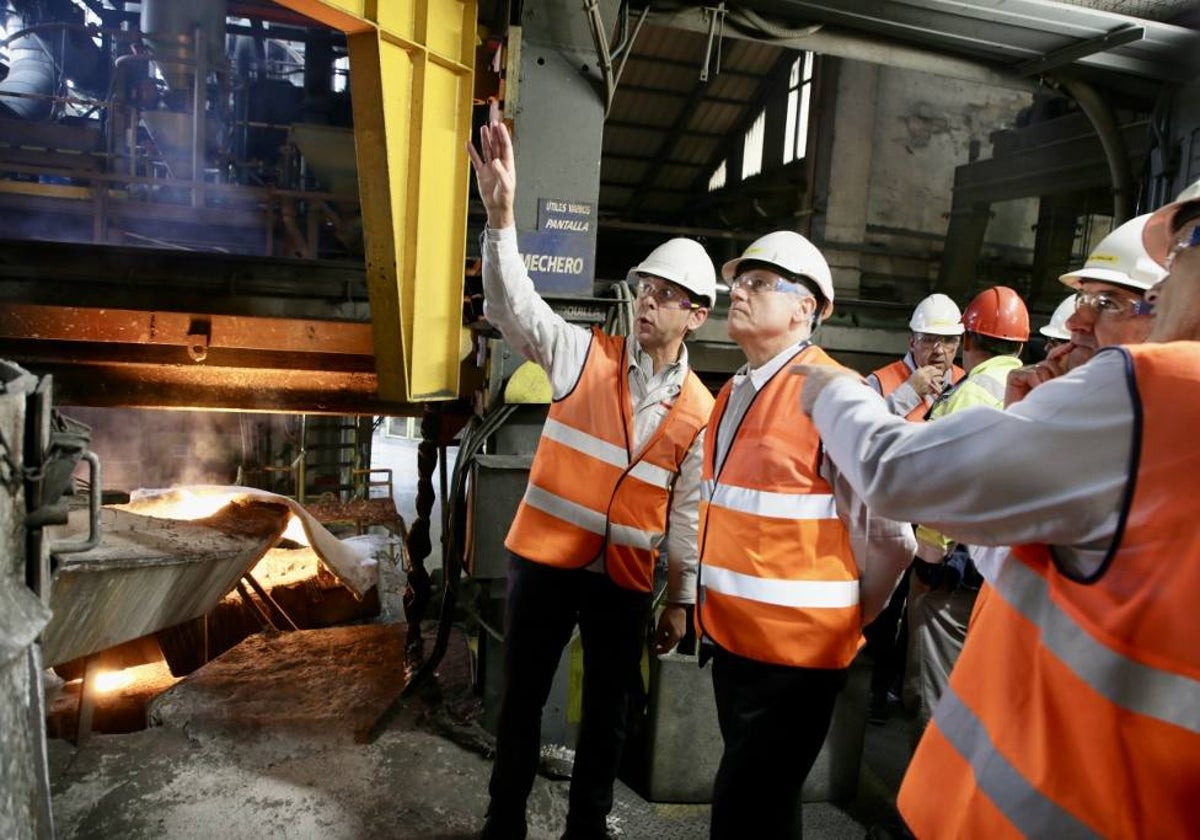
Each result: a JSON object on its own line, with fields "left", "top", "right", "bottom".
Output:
{"left": 710, "top": 647, "right": 848, "bottom": 840}
{"left": 486, "top": 553, "right": 651, "bottom": 836}
{"left": 864, "top": 564, "right": 913, "bottom": 703}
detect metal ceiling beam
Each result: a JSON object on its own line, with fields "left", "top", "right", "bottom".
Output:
{"left": 621, "top": 53, "right": 765, "bottom": 79}
{"left": 605, "top": 119, "right": 725, "bottom": 139}
{"left": 603, "top": 153, "right": 704, "bottom": 168}
{"left": 615, "top": 83, "right": 751, "bottom": 107}
{"left": 646, "top": 7, "right": 1039, "bottom": 93}
{"left": 947, "top": 118, "right": 1149, "bottom": 207}
{"left": 1015, "top": 24, "right": 1145, "bottom": 77}
{"left": 0, "top": 305, "right": 375, "bottom": 358}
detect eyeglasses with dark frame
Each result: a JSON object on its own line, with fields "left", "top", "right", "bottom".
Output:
{"left": 635, "top": 279, "right": 700, "bottom": 310}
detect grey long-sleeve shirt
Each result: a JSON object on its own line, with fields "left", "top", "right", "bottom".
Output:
{"left": 811, "top": 350, "right": 1133, "bottom": 579}
{"left": 482, "top": 226, "right": 704, "bottom": 604}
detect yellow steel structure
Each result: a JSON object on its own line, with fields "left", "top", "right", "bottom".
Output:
{"left": 277, "top": 0, "right": 476, "bottom": 402}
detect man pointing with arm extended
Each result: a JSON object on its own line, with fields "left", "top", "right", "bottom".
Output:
{"left": 468, "top": 121, "right": 715, "bottom": 840}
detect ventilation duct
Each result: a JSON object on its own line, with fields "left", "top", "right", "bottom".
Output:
{"left": 0, "top": 32, "right": 58, "bottom": 120}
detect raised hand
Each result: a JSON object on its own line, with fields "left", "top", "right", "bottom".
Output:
{"left": 466, "top": 121, "right": 517, "bottom": 230}
{"left": 1004, "top": 340, "right": 1087, "bottom": 407}
{"left": 908, "top": 364, "right": 946, "bottom": 398}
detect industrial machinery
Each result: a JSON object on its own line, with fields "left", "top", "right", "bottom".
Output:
{"left": 0, "top": 0, "right": 1197, "bottom": 834}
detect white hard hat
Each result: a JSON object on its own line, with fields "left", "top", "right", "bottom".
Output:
{"left": 1143, "top": 178, "right": 1200, "bottom": 268}
{"left": 627, "top": 238, "right": 717, "bottom": 307}
{"left": 721, "top": 230, "right": 835, "bottom": 321}
{"left": 1059, "top": 213, "right": 1166, "bottom": 292}
{"left": 1039, "top": 295, "right": 1075, "bottom": 341}
{"left": 909, "top": 293, "right": 964, "bottom": 336}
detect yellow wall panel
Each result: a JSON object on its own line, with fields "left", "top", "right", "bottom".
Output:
{"left": 276, "top": 0, "right": 476, "bottom": 402}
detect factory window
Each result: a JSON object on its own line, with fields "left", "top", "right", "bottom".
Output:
{"left": 742, "top": 109, "right": 766, "bottom": 180}
{"left": 783, "top": 52, "right": 814, "bottom": 164}
{"left": 333, "top": 56, "right": 350, "bottom": 93}
{"left": 708, "top": 159, "right": 727, "bottom": 192}
{"left": 384, "top": 417, "right": 419, "bottom": 439}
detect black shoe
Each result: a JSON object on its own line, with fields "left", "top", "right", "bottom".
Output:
{"left": 480, "top": 813, "right": 527, "bottom": 840}
{"left": 559, "top": 817, "right": 615, "bottom": 840}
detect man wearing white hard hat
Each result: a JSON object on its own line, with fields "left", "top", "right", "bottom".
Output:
{"left": 468, "top": 122, "right": 716, "bottom": 840}
{"left": 861, "top": 295, "right": 968, "bottom": 724}
{"left": 693, "top": 230, "right": 915, "bottom": 839}
{"left": 1008, "top": 213, "right": 1165, "bottom": 405}
{"left": 795, "top": 179, "right": 1200, "bottom": 837}
{"left": 1038, "top": 295, "right": 1075, "bottom": 351}
{"left": 867, "top": 294, "right": 966, "bottom": 421}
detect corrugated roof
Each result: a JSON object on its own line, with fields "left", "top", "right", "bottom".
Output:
{"left": 602, "top": 23, "right": 787, "bottom": 220}
{"left": 600, "top": 1, "right": 1199, "bottom": 224}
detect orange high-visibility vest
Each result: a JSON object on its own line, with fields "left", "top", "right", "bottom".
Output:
{"left": 898, "top": 343, "right": 1200, "bottom": 839}
{"left": 871, "top": 358, "right": 965, "bottom": 422}
{"left": 506, "top": 329, "right": 714, "bottom": 593}
{"left": 696, "top": 344, "right": 859, "bottom": 668}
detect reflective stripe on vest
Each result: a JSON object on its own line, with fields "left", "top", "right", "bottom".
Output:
{"left": 702, "top": 565, "right": 859, "bottom": 609}
{"left": 899, "top": 343, "right": 1200, "bottom": 838}
{"left": 703, "top": 481, "right": 838, "bottom": 521}
{"left": 933, "top": 687, "right": 1100, "bottom": 839}
{"left": 506, "top": 329, "right": 713, "bottom": 592}
{"left": 697, "top": 343, "right": 859, "bottom": 669}
{"left": 542, "top": 417, "right": 627, "bottom": 468}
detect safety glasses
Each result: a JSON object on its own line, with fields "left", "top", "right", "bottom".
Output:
{"left": 914, "top": 333, "right": 961, "bottom": 348}
{"left": 1074, "top": 290, "right": 1153, "bottom": 318}
{"left": 729, "top": 271, "right": 810, "bottom": 297}
{"left": 635, "top": 280, "right": 699, "bottom": 310}
{"left": 1165, "top": 221, "right": 1200, "bottom": 272}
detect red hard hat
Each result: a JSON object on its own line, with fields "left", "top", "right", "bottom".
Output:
{"left": 962, "top": 286, "right": 1030, "bottom": 341}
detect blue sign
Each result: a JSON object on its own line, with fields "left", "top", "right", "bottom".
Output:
{"left": 519, "top": 197, "right": 597, "bottom": 294}
{"left": 518, "top": 229, "right": 595, "bottom": 294}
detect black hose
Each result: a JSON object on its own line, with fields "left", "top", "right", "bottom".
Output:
{"left": 401, "top": 402, "right": 517, "bottom": 697}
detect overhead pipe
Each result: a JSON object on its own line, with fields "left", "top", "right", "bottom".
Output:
{"left": 1053, "top": 76, "right": 1134, "bottom": 223}
{"left": 583, "top": 0, "right": 617, "bottom": 117}
{"left": 647, "top": 6, "right": 1040, "bottom": 94}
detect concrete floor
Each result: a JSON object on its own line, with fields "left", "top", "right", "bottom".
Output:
{"left": 47, "top": 624, "right": 912, "bottom": 840}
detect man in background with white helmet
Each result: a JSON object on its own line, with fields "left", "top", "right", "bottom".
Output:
{"left": 469, "top": 122, "right": 717, "bottom": 840}
{"left": 1008, "top": 213, "right": 1165, "bottom": 405}
{"left": 694, "top": 230, "right": 915, "bottom": 839}
{"left": 862, "top": 293, "right": 966, "bottom": 724}
{"left": 1038, "top": 294, "right": 1075, "bottom": 353}
{"left": 795, "top": 177, "right": 1200, "bottom": 840}
{"left": 867, "top": 293, "right": 966, "bottom": 421}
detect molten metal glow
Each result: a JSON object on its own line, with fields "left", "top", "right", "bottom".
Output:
{"left": 92, "top": 669, "right": 135, "bottom": 694}
{"left": 118, "top": 486, "right": 311, "bottom": 547}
